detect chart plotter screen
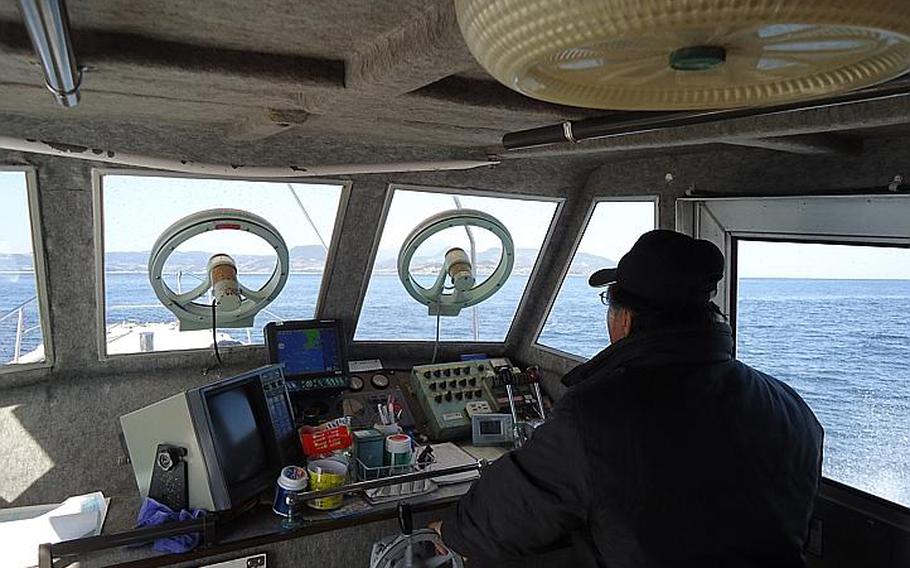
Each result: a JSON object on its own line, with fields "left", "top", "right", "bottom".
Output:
{"left": 275, "top": 326, "right": 342, "bottom": 377}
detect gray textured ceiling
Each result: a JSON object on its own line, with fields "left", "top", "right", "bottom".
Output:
{"left": 0, "top": 1, "right": 908, "bottom": 166}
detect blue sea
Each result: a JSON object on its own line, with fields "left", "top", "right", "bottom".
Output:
{"left": 1, "top": 273, "right": 908, "bottom": 507}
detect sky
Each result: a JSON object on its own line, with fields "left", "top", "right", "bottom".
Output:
{"left": 0, "top": 172, "right": 34, "bottom": 256}
{"left": 0, "top": 171, "right": 908, "bottom": 279}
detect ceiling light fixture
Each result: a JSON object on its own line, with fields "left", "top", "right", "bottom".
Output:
{"left": 455, "top": 0, "right": 910, "bottom": 111}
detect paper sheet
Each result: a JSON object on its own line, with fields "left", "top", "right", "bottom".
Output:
{"left": 0, "top": 492, "right": 109, "bottom": 568}
{"left": 426, "top": 443, "right": 481, "bottom": 485}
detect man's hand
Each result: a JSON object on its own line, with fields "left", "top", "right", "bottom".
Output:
{"left": 428, "top": 521, "right": 448, "bottom": 556}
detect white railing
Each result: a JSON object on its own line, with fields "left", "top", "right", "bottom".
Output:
{"left": 0, "top": 296, "right": 38, "bottom": 363}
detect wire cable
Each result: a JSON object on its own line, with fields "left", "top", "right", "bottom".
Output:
{"left": 210, "top": 299, "right": 223, "bottom": 368}
{"left": 431, "top": 312, "right": 441, "bottom": 364}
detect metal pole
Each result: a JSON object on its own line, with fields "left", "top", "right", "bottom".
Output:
{"left": 17, "top": 0, "right": 82, "bottom": 107}
{"left": 295, "top": 461, "right": 486, "bottom": 502}
{"left": 287, "top": 183, "right": 329, "bottom": 253}
{"left": 13, "top": 307, "right": 24, "bottom": 363}
{"left": 501, "top": 81, "right": 910, "bottom": 151}
{"left": 452, "top": 196, "right": 480, "bottom": 341}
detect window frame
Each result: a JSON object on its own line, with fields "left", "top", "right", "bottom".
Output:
{"left": 351, "top": 183, "right": 565, "bottom": 345}
{"left": 533, "top": 195, "right": 660, "bottom": 361}
{"left": 0, "top": 165, "right": 54, "bottom": 374}
{"left": 678, "top": 194, "right": 910, "bottom": 515}
{"left": 91, "top": 168, "right": 351, "bottom": 361}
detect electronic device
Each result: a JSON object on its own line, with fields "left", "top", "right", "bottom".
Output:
{"left": 264, "top": 319, "right": 350, "bottom": 393}
{"left": 410, "top": 360, "right": 502, "bottom": 441}
{"left": 471, "top": 413, "right": 514, "bottom": 446}
{"left": 148, "top": 444, "right": 188, "bottom": 511}
{"left": 120, "top": 365, "right": 301, "bottom": 511}
{"left": 291, "top": 370, "right": 418, "bottom": 429}
{"left": 464, "top": 400, "right": 493, "bottom": 418}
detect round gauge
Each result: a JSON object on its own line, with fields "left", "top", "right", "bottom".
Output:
{"left": 349, "top": 375, "right": 364, "bottom": 392}
{"left": 371, "top": 373, "right": 390, "bottom": 389}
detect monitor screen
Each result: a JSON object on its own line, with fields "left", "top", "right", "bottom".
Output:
{"left": 479, "top": 419, "right": 503, "bottom": 435}
{"left": 207, "top": 386, "right": 269, "bottom": 490}
{"left": 274, "top": 325, "right": 342, "bottom": 377}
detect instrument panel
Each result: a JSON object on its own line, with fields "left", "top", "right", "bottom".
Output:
{"left": 410, "top": 360, "right": 501, "bottom": 441}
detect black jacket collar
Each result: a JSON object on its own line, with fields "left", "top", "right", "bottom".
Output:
{"left": 562, "top": 322, "right": 735, "bottom": 388}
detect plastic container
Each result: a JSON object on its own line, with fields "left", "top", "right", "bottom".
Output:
{"left": 272, "top": 465, "right": 308, "bottom": 516}
{"left": 385, "top": 434, "right": 412, "bottom": 476}
{"left": 306, "top": 459, "right": 348, "bottom": 510}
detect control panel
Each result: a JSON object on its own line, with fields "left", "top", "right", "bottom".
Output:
{"left": 285, "top": 375, "right": 350, "bottom": 394}
{"left": 410, "top": 360, "right": 502, "bottom": 441}
{"left": 260, "top": 367, "right": 302, "bottom": 466}
{"left": 290, "top": 370, "right": 417, "bottom": 430}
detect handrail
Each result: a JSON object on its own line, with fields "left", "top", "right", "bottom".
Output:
{"left": 0, "top": 296, "right": 36, "bottom": 323}
{"left": 1, "top": 296, "right": 38, "bottom": 363}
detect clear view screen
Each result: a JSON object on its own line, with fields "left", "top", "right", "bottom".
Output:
{"left": 737, "top": 240, "right": 910, "bottom": 507}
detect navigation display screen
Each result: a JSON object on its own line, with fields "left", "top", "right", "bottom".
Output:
{"left": 479, "top": 420, "right": 502, "bottom": 435}
{"left": 275, "top": 326, "right": 342, "bottom": 377}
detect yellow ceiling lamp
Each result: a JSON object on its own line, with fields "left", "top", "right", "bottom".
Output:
{"left": 454, "top": 0, "right": 910, "bottom": 110}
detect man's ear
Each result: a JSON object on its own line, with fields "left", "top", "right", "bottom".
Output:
{"left": 619, "top": 307, "right": 634, "bottom": 337}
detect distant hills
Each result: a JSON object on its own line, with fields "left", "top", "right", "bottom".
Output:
{"left": 375, "top": 247, "right": 613, "bottom": 277}
{"left": 103, "top": 245, "right": 328, "bottom": 274}
{"left": 0, "top": 246, "right": 614, "bottom": 277}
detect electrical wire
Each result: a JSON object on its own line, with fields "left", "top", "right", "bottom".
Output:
{"left": 431, "top": 312, "right": 441, "bottom": 364}
{"left": 210, "top": 299, "right": 223, "bottom": 368}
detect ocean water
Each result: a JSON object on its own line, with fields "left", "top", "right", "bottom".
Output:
{"left": 1, "top": 273, "right": 908, "bottom": 507}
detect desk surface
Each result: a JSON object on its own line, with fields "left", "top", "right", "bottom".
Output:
{"left": 71, "top": 444, "right": 508, "bottom": 568}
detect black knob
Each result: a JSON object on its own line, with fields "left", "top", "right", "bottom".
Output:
{"left": 423, "top": 371, "right": 431, "bottom": 379}
{"left": 445, "top": 391, "right": 452, "bottom": 402}
{"left": 434, "top": 394, "right": 443, "bottom": 403}
{"left": 444, "top": 368, "right": 451, "bottom": 377}
{"left": 454, "top": 367, "right": 461, "bottom": 376}
{"left": 478, "top": 365, "right": 485, "bottom": 372}
{"left": 458, "top": 378, "right": 467, "bottom": 387}
{"left": 449, "top": 380, "right": 457, "bottom": 388}
{"left": 455, "top": 392, "right": 463, "bottom": 400}
{"left": 468, "top": 377, "right": 477, "bottom": 386}
{"left": 463, "top": 366, "right": 471, "bottom": 375}
{"left": 429, "top": 382, "right": 437, "bottom": 391}
{"left": 474, "top": 389, "right": 482, "bottom": 398}
{"left": 465, "top": 391, "right": 473, "bottom": 399}
{"left": 433, "top": 369, "right": 441, "bottom": 378}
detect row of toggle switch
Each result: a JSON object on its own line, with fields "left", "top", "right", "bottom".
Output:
{"left": 422, "top": 364, "right": 486, "bottom": 379}
{"left": 427, "top": 377, "right": 477, "bottom": 391}
{"left": 432, "top": 389, "right": 484, "bottom": 404}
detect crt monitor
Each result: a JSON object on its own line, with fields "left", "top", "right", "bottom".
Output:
{"left": 120, "top": 364, "right": 300, "bottom": 511}
{"left": 264, "top": 319, "right": 346, "bottom": 380}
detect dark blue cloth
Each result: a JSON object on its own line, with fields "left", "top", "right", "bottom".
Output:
{"left": 135, "top": 498, "right": 207, "bottom": 554}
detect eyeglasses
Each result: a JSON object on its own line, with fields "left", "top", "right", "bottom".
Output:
{"left": 599, "top": 290, "right": 610, "bottom": 306}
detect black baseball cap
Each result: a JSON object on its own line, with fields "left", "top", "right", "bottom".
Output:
{"left": 588, "top": 230, "right": 724, "bottom": 306}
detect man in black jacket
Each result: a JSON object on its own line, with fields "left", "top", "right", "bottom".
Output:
{"left": 435, "top": 230, "right": 824, "bottom": 567}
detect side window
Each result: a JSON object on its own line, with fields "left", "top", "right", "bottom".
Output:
{"left": 0, "top": 170, "right": 50, "bottom": 368}
{"left": 98, "top": 174, "right": 344, "bottom": 356}
{"left": 736, "top": 239, "right": 910, "bottom": 507}
{"left": 354, "top": 187, "right": 560, "bottom": 342}
{"left": 537, "top": 199, "right": 656, "bottom": 358}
